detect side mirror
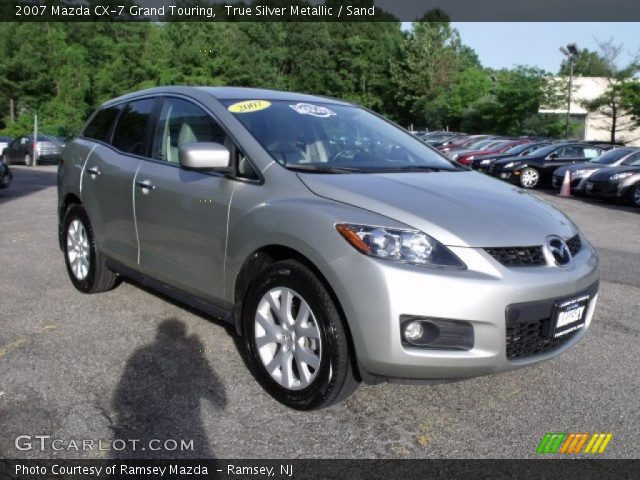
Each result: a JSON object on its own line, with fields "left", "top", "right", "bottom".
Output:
{"left": 179, "top": 142, "right": 231, "bottom": 171}
{"left": 547, "top": 153, "right": 558, "bottom": 160}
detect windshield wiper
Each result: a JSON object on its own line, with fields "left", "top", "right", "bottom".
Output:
{"left": 286, "top": 164, "right": 361, "bottom": 174}
{"left": 390, "top": 165, "right": 443, "bottom": 172}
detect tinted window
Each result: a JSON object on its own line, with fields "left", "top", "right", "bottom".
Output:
{"left": 83, "top": 106, "right": 120, "bottom": 143}
{"left": 622, "top": 152, "right": 640, "bottom": 165}
{"left": 112, "top": 99, "right": 156, "bottom": 155}
{"left": 152, "top": 98, "right": 225, "bottom": 164}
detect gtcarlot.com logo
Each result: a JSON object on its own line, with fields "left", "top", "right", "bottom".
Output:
{"left": 537, "top": 432, "right": 613, "bottom": 454}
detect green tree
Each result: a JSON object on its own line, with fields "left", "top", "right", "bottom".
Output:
{"left": 559, "top": 48, "right": 613, "bottom": 77}
{"left": 581, "top": 40, "right": 640, "bottom": 143}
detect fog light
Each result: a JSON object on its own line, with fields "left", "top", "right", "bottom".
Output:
{"left": 404, "top": 321, "right": 424, "bottom": 342}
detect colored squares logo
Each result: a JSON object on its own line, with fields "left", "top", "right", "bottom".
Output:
{"left": 537, "top": 433, "right": 613, "bottom": 454}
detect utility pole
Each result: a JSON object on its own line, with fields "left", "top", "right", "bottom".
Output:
{"left": 560, "top": 43, "right": 579, "bottom": 138}
{"left": 33, "top": 113, "right": 38, "bottom": 167}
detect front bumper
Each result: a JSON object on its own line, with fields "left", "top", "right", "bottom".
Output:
{"left": 488, "top": 170, "right": 519, "bottom": 184}
{"left": 552, "top": 174, "right": 591, "bottom": 192}
{"left": 585, "top": 179, "right": 629, "bottom": 199}
{"left": 328, "top": 239, "right": 599, "bottom": 382}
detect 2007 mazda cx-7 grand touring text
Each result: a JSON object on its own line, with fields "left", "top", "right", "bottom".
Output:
{"left": 58, "top": 87, "right": 599, "bottom": 409}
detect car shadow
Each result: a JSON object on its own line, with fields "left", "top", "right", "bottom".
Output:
{"left": 0, "top": 165, "right": 58, "bottom": 206}
{"left": 109, "top": 318, "right": 227, "bottom": 459}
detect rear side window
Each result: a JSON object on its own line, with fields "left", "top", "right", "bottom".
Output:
{"left": 112, "top": 98, "right": 156, "bottom": 155}
{"left": 83, "top": 106, "right": 120, "bottom": 143}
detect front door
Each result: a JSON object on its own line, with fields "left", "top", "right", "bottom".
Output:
{"left": 134, "top": 97, "right": 235, "bottom": 303}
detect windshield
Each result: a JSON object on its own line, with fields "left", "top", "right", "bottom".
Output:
{"left": 225, "top": 100, "right": 460, "bottom": 172}
{"left": 590, "top": 148, "right": 633, "bottom": 164}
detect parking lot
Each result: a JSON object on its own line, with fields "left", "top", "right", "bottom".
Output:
{"left": 1, "top": 165, "right": 638, "bottom": 459}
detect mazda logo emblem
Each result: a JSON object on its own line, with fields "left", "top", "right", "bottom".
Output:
{"left": 544, "top": 236, "right": 572, "bottom": 266}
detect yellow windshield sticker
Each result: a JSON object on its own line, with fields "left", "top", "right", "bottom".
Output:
{"left": 228, "top": 100, "right": 271, "bottom": 113}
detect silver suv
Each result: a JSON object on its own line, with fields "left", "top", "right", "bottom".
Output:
{"left": 58, "top": 87, "right": 599, "bottom": 409}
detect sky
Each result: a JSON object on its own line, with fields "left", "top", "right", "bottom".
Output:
{"left": 451, "top": 23, "right": 640, "bottom": 73}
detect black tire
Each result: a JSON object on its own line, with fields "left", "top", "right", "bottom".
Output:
{"left": 62, "top": 204, "right": 118, "bottom": 293}
{"left": 519, "top": 167, "right": 540, "bottom": 189}
{"left": 24, "top": 153, "right": 31, "bottom": 166}
{"left": 630, "top": 183, "right": 640, "bottom": 208}
{"left": 242, "top": 259, "right": 358, "bottom": 410}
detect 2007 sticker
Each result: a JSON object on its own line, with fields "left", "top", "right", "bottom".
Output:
{"left": 228, "top": 100, "right": 271, "bottom": 113}
{"left": 289, "top": 103, "right": 336, "bottom": 118}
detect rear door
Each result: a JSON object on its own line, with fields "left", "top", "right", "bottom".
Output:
{"left": 134, "top": 97, "right": 236, "bottom": 303}
{"left": 81, "top": 98, "right": 157, "bottom": 268}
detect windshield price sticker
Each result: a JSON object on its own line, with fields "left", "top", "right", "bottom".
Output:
{"left": 289, "top": 103, "right": 337, "bottom": 118}
{"left": 228, "top": 100, "right": 271, "bottom": 114}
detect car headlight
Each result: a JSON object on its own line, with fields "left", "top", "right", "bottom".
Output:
{"left": 467, "top": 155, "right": 475, "bottom": 161}
{"left": 449, "top": 153, "right": 459, "bottom": 160}
{"left": 480, "top": 159, "right": 492, "bottom": 165}
{"left": 503, "top": 162, "right": 520, "bottom": 169}
{"left": 610, "top": 172, "right": 634, "bottom": 181}
{"left": 572, "top": 169, "right": 594, "bottom": 177}
{"left": 336, "top": 224, "right": 466, "bottom": 268}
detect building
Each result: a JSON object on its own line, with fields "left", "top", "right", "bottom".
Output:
{"left": 539, "top": 76, "right": 640, "bottom": 146}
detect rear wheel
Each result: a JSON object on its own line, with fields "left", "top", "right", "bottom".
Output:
{"left": 62, "top": 204, "right": 118, "bottom": 293}
{"left": 519, "top": 167, "right": 540, "bottom": 189}
{"left": 242, "top": 259, "right": 358, "bottom": 410}
{"left": 630, "top": 184, "right": 640, "bottom": 208}
{"left": 24, "top": 153, "right": 31, "bottom": 166}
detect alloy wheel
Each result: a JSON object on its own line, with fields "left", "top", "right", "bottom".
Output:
{"left": 24, "top": 154, "right": 31, "bottom": 166}
{"left": 66, "top": 219, "right": 90, "bottom": 280}
{"left": 633, "top": 186, "right": 640, "bottom": 207}
{"left": 521, "top": 168, "right": 539, "bottom": 188}
{"left": 254, "top": 287, "right": 322, "bottom": 390}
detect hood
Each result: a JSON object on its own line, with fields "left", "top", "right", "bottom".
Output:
{"left": 298, "top": 171, "right": 576, "bottom": 248}
{"left": 474, "top": 152, "right": 512, "bottom": 162}
{"left": 554, "top": 162, "right": 599, "bottom": 175}
{"left": 590, "top": 165, "right": 640, "bottom": 181}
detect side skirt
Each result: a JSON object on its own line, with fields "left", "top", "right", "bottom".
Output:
{"left": 105, "top": 258, "right": 235, "bottom": 327}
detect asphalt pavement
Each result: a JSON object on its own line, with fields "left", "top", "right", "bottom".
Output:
{"left": 1, "top": 165, "right": 638, "bottom": 459}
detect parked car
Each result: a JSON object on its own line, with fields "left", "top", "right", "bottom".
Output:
{"left": 453, "top": 139, "right": 533, "bottom": 166}
{"left": 420, "top": 131, "right": 460, "bottom": 144}
{"left": 471, "top": 141, "right": 552, "bottom": 172}
{"left": 441, "top": 135, "right": 494, "bottom": 154}
{"left": 488, "top": 143, "right": 605, "bottom": 189}
{"left": 2, "top": 134, "right": 63, "bottom": 165}
{"left": 552, "top": 147, "right": 640, "bottom": 195}
{"left": 0, "top": 136, "right": 13, "bottom": 154}
{"left": 0, "top": 155, "right": 12, "bottom": 189}
{"left": 585, "top": 157, "right": 640, "bottom": 207}
{"left": 58, "top": 87, "right": 599, "bottom": 409}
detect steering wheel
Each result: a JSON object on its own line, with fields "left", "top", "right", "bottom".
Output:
{"left": 331, "top": 146, "right": 366, "bottom": 163}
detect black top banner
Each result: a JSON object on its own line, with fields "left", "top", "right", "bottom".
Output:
{"left": 2, "top": 0, "right": 640, "bottom": 22}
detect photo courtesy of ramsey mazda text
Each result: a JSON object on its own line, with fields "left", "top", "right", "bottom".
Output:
{"left": 58, "top": 86, "right": 599, "bottom": 410}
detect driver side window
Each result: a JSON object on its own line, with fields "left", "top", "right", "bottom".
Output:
{"left": 152, "top": 98, "right": 225, "bottom": 164}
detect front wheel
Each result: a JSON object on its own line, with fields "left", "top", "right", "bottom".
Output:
{"left": 24, "top": 153, "right": 31, "bottom": 166}
{"left": 630, "top": 184, "right": 640, "bottom": 208}
{"left": 242, "top": 260, "right": 358, "bottom": 410}
{"left": 62, "top": 204, "right": 118, "bottom": 293}
{"left": 519, "top": 167, "right": 540, "bottom": 189}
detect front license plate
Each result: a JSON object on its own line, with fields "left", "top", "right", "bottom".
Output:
{"left": 586, "top": 182, "right": 593, "bottom": 191}
{"left": 552, "top": 294, "right": 590, "bottom": 338}
{"left": 500, "top": 173, "right": 510, "bottom": 179}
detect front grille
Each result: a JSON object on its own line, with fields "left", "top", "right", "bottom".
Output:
{"left": 566, "top": 234, "right": 582, "bottom": 256}
{"left": 506, "top": 317, "right": 578, "bottom": 359}
{"left": 485, "top": 246, "right": 545, "bottom": 266}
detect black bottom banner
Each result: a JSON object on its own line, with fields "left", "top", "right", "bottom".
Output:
{"left": 1, "top": 459, "right": 639, "bottom": 480}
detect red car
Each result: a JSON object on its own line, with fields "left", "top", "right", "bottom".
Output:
{"left": 452, "top": 139, "right": 533, "bottom": 166}
{"left": 438, "top": 135, "right": 490, "bottom": 154}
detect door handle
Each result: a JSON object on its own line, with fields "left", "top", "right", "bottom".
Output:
{"left": 136, "top": 179, "right": 156, "bottom": 193}
{"left": 86, "top": 166, "right": 100, "bottom": 177}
